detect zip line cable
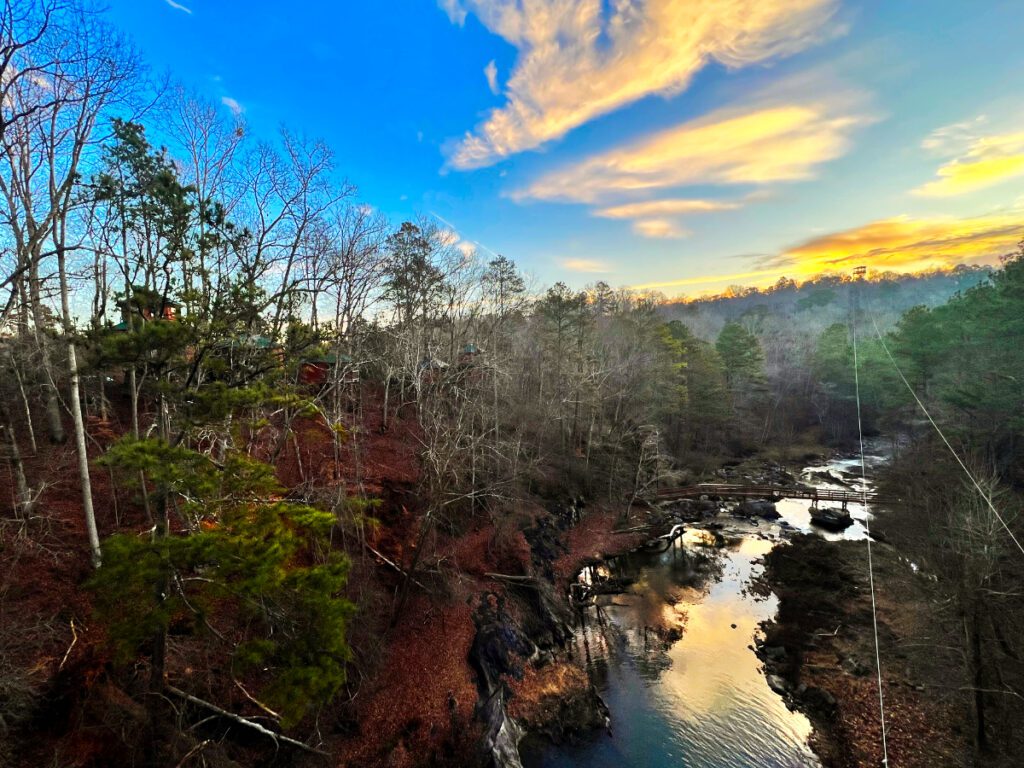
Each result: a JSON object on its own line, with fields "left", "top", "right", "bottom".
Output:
{"left": 851, "top": 308, "right": 891, "bottom": 767}
{"left": 869, "top": 314, "right": 1024, "bottom": 559}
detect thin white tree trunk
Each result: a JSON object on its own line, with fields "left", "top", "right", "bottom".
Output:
{"left": 67, "top": 340, "right": 102, "bottom": 566}
{"left": 58, "top": 243, "right": 101, "bottom": 567}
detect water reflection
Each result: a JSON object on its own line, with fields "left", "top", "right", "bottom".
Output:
{"left": 524, "top": 536, "right": 819, "bottom": 768}
{"left": 524, "top": 450, "right": 891, "bottom": 768}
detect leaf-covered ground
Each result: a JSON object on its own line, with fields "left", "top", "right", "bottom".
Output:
{"left": 763, "top": 534, "right": 969, "bottom": 768}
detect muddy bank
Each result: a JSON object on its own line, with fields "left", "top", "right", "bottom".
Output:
{"left": 760, "top": 533, "right": 969, "bottom": 767}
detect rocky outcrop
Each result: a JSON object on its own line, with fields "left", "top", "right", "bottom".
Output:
{"left": 470, "top": 593, "right": 535, "bottom": 768}
{"left": 736, "top": 499, "right": 780, "bottom": 519}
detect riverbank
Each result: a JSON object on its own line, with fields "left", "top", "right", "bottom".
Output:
{"left": 522, "top": 447, "right": 978, "bottom": 768}
{"left": 472, "top": 505, "right": 657, "bottom": 767}
{"left": 761, "top": 533, "right": 969, "bottom": 767}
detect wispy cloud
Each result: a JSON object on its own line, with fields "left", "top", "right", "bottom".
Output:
{"left": 914, "top": 126, "right": 1024, "bottom": 197}
{"left": 483, "top": 60, "right": 499, "bottom": 95}
{"left": 513, "top": 90, "right": 867, "bottom": 238}
{"left": 632, "top": 219, "right": 690, "bottom": 239}
{"left": 561, "top": 258, "right": 610, "bottom": 273}
{"left": 430, "top": 211, "right": 500, "bottom": 259}
{"left": 440, "top": 0, "right": 840, "bottom": 169}
{"left": 438, "top": 0, "right": 466, "bottom": 25}
{"left": 763, "top": 211, "right": 1024, "bottom": 275}
{"left": 435, "top": 228, "right": 461, "bottom": 247}
{"left": 518, "top": 99, "right": 868, "bottom": 205}
{"left": 595, "top": 198, "right": 742, "bottom": 220}
{"left": 920, "top": 115, "right": 988, "bottom": 155}
{"left": 221, "top": 96, "right": 244, "bottom": 116}
{"left": 163, "top": 0, "right": 192, "bottom": 14}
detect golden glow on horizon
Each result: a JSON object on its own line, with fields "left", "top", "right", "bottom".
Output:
{"left": 768, "top": 212, "right": 1024, "bottom": 279}
{"left": 633, "top": 211, "right": 1023, "bottom": 297}
{"left": 630, "top": 268, "right": 785, "bottom": 292}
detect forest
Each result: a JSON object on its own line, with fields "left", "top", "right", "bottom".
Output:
{"left": 1, "top": 2, "right": 1023, "bottom": 767}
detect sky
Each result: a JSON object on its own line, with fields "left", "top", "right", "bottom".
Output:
{"left": 106, "top": 0, "right": 1024, "bottom": 296}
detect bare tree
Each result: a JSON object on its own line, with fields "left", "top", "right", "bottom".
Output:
{"left": 0, "top": 0, "right": 144, "bottom": 564}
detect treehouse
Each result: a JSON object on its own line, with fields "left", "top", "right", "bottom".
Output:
{"left": 458, "top": 342, "right": 483, "bottom": 366}
{"left": 112, "top": 288, "right": 181, "bottom": 331}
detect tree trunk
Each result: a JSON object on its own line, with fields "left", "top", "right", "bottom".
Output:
{"left": 29, "top": 255, "right": 66, "bottom": 444}
{"left": 9, "top": 350, "right": 37, "bottom": 453}
{"left": 0, "top": 402, "right": 34, "bottom": 516}
{"left": 57, "top": 245, "right": 101, "bottom": 567}
{"left": 68, "top": 340, "right": 102, "bottom": 566}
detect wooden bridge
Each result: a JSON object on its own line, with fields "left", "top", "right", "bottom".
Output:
{"left": 651, "top": 483, "right": 896, "bottom": 507}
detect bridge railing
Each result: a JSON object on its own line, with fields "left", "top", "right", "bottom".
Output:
{"left": 650, "top": 483, "right": 895, "bottom": 505}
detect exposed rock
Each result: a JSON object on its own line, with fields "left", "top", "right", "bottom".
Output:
{"left": 480, "top": 687, "right": 525, "bottom": 768}
{"left": 810, "top": 506, "right": 853, "bottom": 531}
{"left": 469, "top": 593, "right": 536, "bottom": 767}
{"left": 840, "top": 656, "right": 870, "bottom": 677}
{"left": 736, "top": 500, "right": 780, "bottom": 519}
{"left": 766, "top": 674, "right": 789, "bottom": 695}
{"left": 800, "top": 685, "right": 838, "bottom": 717}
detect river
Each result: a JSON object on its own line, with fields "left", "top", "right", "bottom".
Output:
{"left": 522, "top": 447, "right": 890, "bottom": 768}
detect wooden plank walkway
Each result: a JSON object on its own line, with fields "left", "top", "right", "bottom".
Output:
{"left": 651, "top": 483, "right": 896, "bottom": 506}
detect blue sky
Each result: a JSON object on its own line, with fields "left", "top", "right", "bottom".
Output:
{"left": 108, "top": 1, "right": 1024, "bottom": 295}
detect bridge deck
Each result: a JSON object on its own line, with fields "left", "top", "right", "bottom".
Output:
{"left": 652, "top": 483, "right": 895, "bottom": 505}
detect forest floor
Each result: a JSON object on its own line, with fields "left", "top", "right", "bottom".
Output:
{"left": 761, "top": 532, "right": 971, "bottom": 768}
{"left": 0, "top": 390, "right": 655, "bottom": 768}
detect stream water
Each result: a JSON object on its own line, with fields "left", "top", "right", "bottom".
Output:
{"left": 522, "top": 447, "right": 890, "bottom": 768}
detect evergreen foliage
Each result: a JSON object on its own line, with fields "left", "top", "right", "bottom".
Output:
{"left": 90, "top": 440, "right": 354, "bottom": 727}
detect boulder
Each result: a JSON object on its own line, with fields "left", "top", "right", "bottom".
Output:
{"left": 766, "top": 674, "right": 789, "bottom": 695}
{"left": 840, "top": 656, "right": 870, "bottom": 677}
{"left": 800, "top": 685, "right": 838, "bottom": 717}
{"left": 810, "top": 506, "right": 853, "bottom": 530}
{"left": 737, "top": 500, "right": 780, "bottom": 520}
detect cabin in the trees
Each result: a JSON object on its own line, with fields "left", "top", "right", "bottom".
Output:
{"left": 112, "top": 287, "right": 181, "bottom": 331}
{"left": 458, "top": 342, "right": 483, "bottom": 366}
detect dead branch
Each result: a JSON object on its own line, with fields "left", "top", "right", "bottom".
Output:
{"left": 484, "top": 572, "right": 539, "bottom": 586}
{"left": 58, "top": 618, "right": 78, "bottom": 671}
{"left": 363, "top": 542, "right": 428, "bottom": 590}
{"left": 164, "top": 684, "right": 329, "bottom": 756}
